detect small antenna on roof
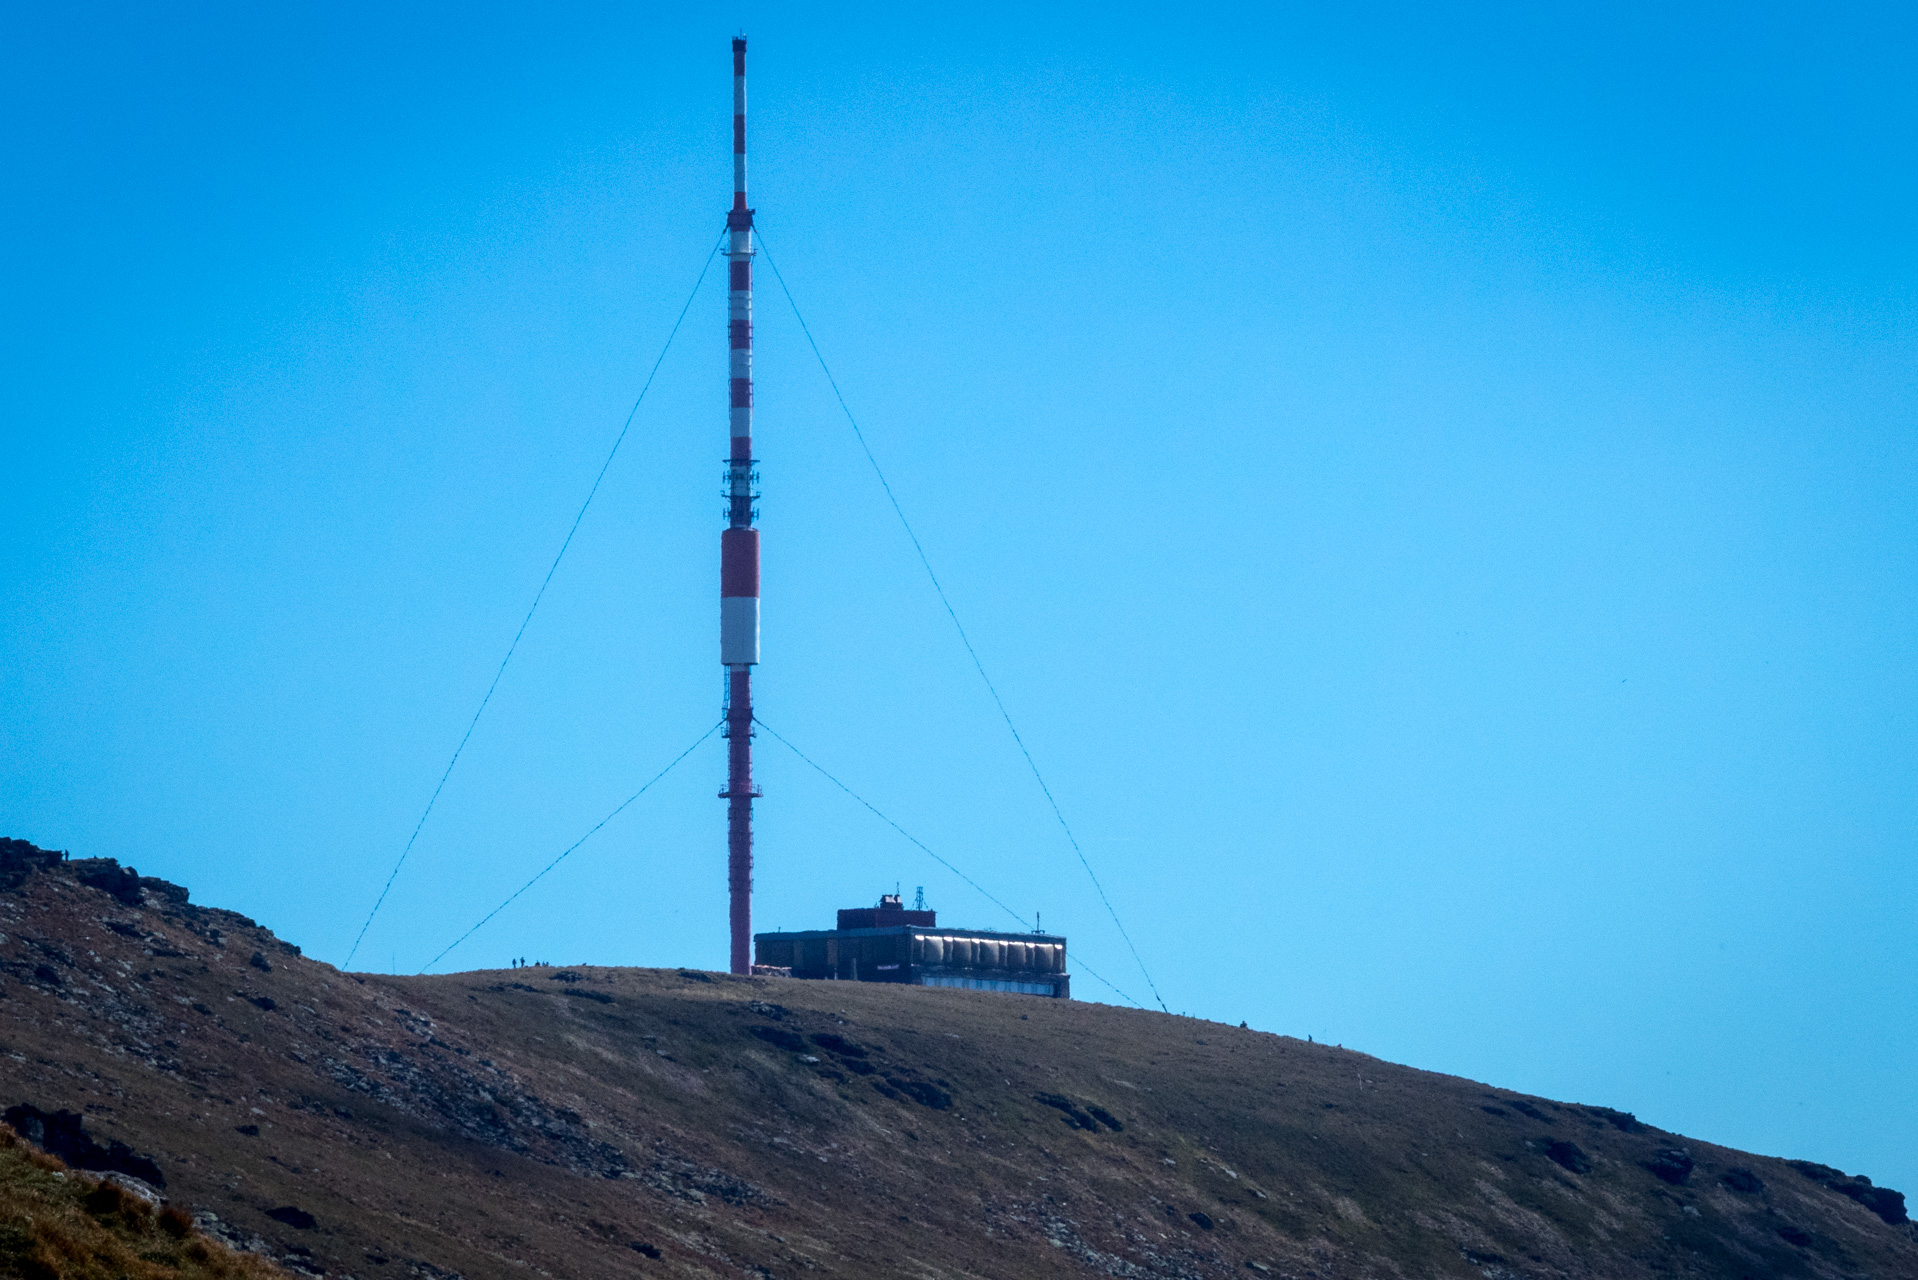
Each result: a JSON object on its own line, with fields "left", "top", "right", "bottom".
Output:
{"left": 912, "top": 885, "right": 926, "bottom": 911}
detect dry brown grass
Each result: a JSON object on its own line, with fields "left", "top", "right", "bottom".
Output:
{"left": 0, "top": 1125, "right": 285, "bottom": 1280}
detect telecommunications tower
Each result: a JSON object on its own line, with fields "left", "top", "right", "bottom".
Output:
{"left": 719, "top": 36, "right": 761, "bottom": 975}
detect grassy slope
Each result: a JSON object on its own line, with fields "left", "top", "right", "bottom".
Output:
{"left": 0, "top": 863, "right": 1912, "bottom": 1280}
{"left": 0, "top": 1124, "right": 286, "bottom": 1280}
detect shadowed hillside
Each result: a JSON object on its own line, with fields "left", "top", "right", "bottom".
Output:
{"left": 0, "top": 838, "right": 1911, "bottom": 1279}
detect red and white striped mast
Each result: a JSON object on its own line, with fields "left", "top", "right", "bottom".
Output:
{"left": 719, "top": 36, "right": 761, "bottom": 975}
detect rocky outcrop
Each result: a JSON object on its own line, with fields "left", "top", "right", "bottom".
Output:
{"left": 0, "top": 838, "right": 64, "bottom": 890}
{"left": 1, "top": 1104, "right": 167, "bottom": 1188}
{"left": 0, "top": 838, "right": 189, "bottom": 907}
{"left": 1790, "top": 1160, "right": 1910, "bottom": 1225}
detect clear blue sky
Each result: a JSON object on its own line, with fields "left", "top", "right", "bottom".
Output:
{"left": 4, "top": 2, "right": 1914, "bottom": 1193}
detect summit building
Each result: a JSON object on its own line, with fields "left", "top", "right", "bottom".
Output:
{"left": 753, "top": 895, "right": 1069, "bottom": 998}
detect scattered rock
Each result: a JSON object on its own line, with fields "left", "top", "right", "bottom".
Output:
{"left": 195, "top": 1210, "right": 272, "bottom": 1258}
{"left": 750, "top": 1026, "right": 805, "bottom": 1053}
{"left": 1187, "top": 1211, "right": 1214, "bottom": 1230}
{"left": 250, "top": 951, "right": 273, "bottom": 972}
{"left": 98, "top": 1172, "right": 164, "bottom": 1207}
{"left": 1584, "top": 1106, "right": 1645, "bottom": 1133}
{"left": 281, "top": 1243, "right": 322, "bottom": 1277}
{"left": 1033, "top": 1093, "right": 1099, "bottom": 1131}
{"left": 1644, "top": 1148, "right": 1693, "bottom": 1186}
{"left": 889, "top": 1078, "right": 952, "bottom": 1110}
{"left": 630, "top": 1241, "right": 662, "bottom": 1258}
{"left": 1544, "top": 1140, "right": 1592, "bottom": 1174}
{"left": 405, "top": 1261, "right": 465, "bottom": 1280}
{"left": 810, "top": 1032, "right": 866, "bottom": 1058}
{"left": 637, "top": 1155, "right": 768, "bottom": 1206}
{"left": 1031, "top": 1095, "right": 1121, "bottom": 1133}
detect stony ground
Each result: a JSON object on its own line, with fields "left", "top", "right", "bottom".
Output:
{"left": 0, "top": 843, "right": 1912, "bottom": 1280}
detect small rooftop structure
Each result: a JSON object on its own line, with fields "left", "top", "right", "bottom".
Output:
{"left": 754, "top": 894, "right": 1069, "bottom": 998}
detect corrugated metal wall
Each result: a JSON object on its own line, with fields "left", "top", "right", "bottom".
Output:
{"left": 754, "top": 929, "right": 1068, "bottom": 996}
{"left": 910, "top": 935, "right": 1063, "bottom": 974}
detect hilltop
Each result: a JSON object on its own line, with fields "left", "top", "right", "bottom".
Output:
{"left": 0, "top": 837, "right": 1911, "bottom": 1279}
